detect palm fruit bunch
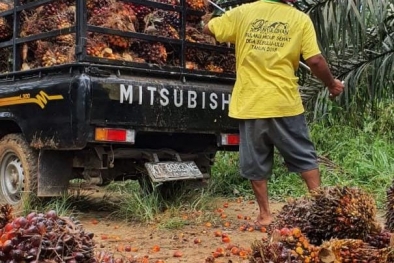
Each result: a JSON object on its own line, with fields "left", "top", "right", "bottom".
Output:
{"left": 87, "top": 35, "right": 115, "bottom": 59}
{"left": 221, "top": 53, "right": 236, "bottom": 72}
{"left": 41, "top": 46, "right": 74, "bottom": 67}
{"left": 186, "top": 0, "right": 206, "bottom": 11}
{"left": 186, "top": 48, "right": 232, "bottom": 73}
{"left": 0, "top": 204, "right": 13, "bottom": 229}
{"left": 87, "top": 35, "right": 143, "bottom": 62}
{"left": 54, "top": 11, "right": 76, "bottom": 46}
{"left": 274, "top": 197, "right": 312, "bottom": 235}
{"left": 0, "top": 48, "right": 11, "bottom": 73}
{"left": 186, "top": 23, "right": 216, "bottom": 44}
{"left": 385, "top": 180, "right": 394, "bottom": 231}
{"left": 41, "top": 0, "right": 69, "bottom": 16}
{"left": 308, "top": 186, "right": 380, "bottom": 243}
{"left": 186, "top": 48, "right": 206, "bottom": 63}
{"left": 250, "top": 227, "right": 320, "bottom": 263}
{"left": 0, "top": 208, "right": 95, "bottom": 262}
{"left": 133, "top": 42, "right": 168, "bottom": 65}
{"left": 20, "top": 1, "right": 75, "bottom": 37}
{"left": 143, "top": 10, "right": 180, "bottom": 39}
{"left": 24, "top": 40, "right": 74, "bottom": 69}
{"left": 88, "top": 1, "right": 137, "bottom": 49}
{"left": 205, "top": 63, "right": 224, "bottom": 73}
{"left": 318, "top": 239, "right": 393, "bottom": 263}
{"left": 275, "top": 186, "right": 380, "bottom": 245}
{"left": 364, "top": 230, "right": 393, "bottom": 249}
{"left": 163, "top": 11, "right": 180, "bottom": 28}
{"left": 184, "top": 48, "right": 207, "bottom": 71}
{"left": 125, "top": 3, "right": 153, "bottom": 31}
{"left": 204, "top": 52, "right": 232, "bottom": 72}
{"left": 277, "top": 187, "right": 380, "bottom": 245}
{"left": 0, "top": 2, "right": 12, "bottom": 41}
{"left": 87, "top": 0, "right": 112, "bottom": 19}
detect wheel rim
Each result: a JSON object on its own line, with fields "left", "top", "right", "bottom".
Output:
{"left": 0, "top": 151, "right": 25, "bottom": 205}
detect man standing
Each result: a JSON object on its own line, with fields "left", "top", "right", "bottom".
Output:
{"left": 203, "top": 0, "right": 344, "bottom": 227}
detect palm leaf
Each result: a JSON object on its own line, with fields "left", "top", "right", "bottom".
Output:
{"left": 296, "top": 0, "right": 394, "bottom": 120}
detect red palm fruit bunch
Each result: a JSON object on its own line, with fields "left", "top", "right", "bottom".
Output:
{"left": 186, "top": 0, "right": 206, "bottom": 11}
{"left": 274, "top": 197, "right": 314, "bottom": 240}
{"left": 221, "top": 53, "right": 236, "bottom": 72}
{"left": 0, "top": 204, "right": 13, "bottom": 229}
{"left": 87, "top": 35, "right": 115, "bottom": 59}
{"left": 0, "top": 207, "right": 95, "bottom": 262}
{"left": 124, "top": 3, "right": 152, "bottom": 31}
{"left": 143, "top": 10, "right": 180, "bottom": 39}
{"left": 134, "top": 42, "right": 168, "bottom": 65}
{"left": 185, "top": 23, "right": 216, "bottom": 44}
{"left": 87, "top": 0, "right": 112, "bottom": 19}
{"left": 0, "top": 2, "right": 12, "bottom": 41}
{"left": 250, "top": 227, "right": 320, "bottom": 263}
{"left": 20, "top": 2, "right": 75, "bottom": 37}
{"left": 88, "top": 1, "right": 137, "bottom": 49}
{"left": 41, "top": 0, "right": 69, "bottom": 16}
{"left": 275, "top": 186, "right": 381, "bottom": 246}
{"left": 205, "top": 63, "right": 224, "bottom": 73}
{"left": 319, "top": 239, "right": 393, "bottom": 263}
{"left": 41, "top": 45, "right": 75, "bottom": 67}
{"left": 308, "top": 186, "right": 380, "bottom": 243}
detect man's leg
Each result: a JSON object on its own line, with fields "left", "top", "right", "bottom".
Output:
{"left": 271, "top": 114, "right": 320, "bottom": 193}
{"left": 301, "top": 168, "right": 321, "bottom": 191}
{"left": 250, "top": 179, "right": 274, "bottom": 226}
{"left": 238, "top": 119, "right": 274, "bottom": 226}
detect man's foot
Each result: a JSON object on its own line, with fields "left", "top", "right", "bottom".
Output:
{"left": 255, "top": 215, "right": 274, "bottom": 227}
{"left": 242, "top": 216, "right": 274, "bottom": 231}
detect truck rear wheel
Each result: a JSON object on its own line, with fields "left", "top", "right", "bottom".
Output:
{"left": 0, "top": 134, "right": 38, "bottom": 210}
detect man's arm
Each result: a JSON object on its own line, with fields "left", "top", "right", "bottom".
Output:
{"left": 203, "top": 24, "right": 214, "bottom": 37}
{"left": 306, "top": 54, "right": 344, "bottom": 97}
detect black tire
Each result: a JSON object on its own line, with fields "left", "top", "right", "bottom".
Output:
{"left": 0, "top": 134, "right": 38, "bottom": 211}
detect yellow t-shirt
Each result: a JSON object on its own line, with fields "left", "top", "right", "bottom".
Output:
{"left": 208, "top": 1, "right": 321, "bottom": 119}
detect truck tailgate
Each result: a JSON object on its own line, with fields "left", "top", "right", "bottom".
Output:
{"left": 89, "top": 75, "right": 238, "bottom": 133}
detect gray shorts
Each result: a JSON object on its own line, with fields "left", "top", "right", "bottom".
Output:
{"left": 239, "top": 114, "right": 318, "bottom": 180}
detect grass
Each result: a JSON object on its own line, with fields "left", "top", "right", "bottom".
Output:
{"left": 104, "top": 179, "right": 217, "bottom": 224}
{"left": 21, "top": 193, "right": 75, "bottom": 217}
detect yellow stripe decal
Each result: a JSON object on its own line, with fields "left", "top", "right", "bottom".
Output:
{"left": 0, "top": 91, "right": 64, "bottom": 109}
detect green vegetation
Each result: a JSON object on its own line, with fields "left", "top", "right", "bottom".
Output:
{"left": 210, "top": 119, "right": 394, "bottom": 208}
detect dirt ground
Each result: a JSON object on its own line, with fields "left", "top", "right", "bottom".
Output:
{"left": 77, "top": 193, "right": 284, "bottom": 263}
{"left": 75, "top": 189, "right": 386, "bottom": 263}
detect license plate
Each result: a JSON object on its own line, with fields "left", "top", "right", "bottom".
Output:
{"left": 145, "top": 161, "right": 204, "bottom": 182}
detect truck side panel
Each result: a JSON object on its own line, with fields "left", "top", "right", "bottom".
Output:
{"left": 0, "top": 75, "right": 90, "bottom": 149}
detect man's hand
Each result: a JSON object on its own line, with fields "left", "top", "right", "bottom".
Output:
{"left": 203, "top": 24, "right": 214, "bottom": 36}
{"left": 328, "top": 79, "right": 344, "bottom": 98}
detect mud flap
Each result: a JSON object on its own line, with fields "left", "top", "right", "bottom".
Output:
{"left": 38, "top": 150, "right": 73, "bottom": 197}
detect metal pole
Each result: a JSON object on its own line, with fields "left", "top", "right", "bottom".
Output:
{"left": 206, "top": 0, "right": 226, "bottom": 12}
